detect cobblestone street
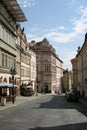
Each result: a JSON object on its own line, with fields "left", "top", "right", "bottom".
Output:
{"left": 0, "top": 95, "right": 87, "bottom": 130}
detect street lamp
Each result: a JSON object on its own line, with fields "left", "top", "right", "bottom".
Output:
{"left": 10, "top": 68, "right": 16, "bottom": 104}
{"left": 36, "top": 77, "right": 38, "bottom": 97}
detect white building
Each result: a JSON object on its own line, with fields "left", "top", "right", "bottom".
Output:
{"left": 56, "top": 58, "right": 64, "bottom": 94}
{"left": 27, "top": 43, "right": 36, "bottom": 90}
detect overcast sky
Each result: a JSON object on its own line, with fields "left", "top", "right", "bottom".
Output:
{"left": 17, "top": 0, "right": 87, "bottom": 70}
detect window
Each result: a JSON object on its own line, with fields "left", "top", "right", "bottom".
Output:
{"left": 44, "top": 55, "right": 50, "bottom": 62}
{"left": 21, "top": 68, "right": 24, "bottom": 77}
{"left": 5, "top": 55, "right": 7, "bottom": 67}
{"left": 2, "top": 27, "right": 4, "bottom": 40}
{"left": 2, "top": 54, "right": 4, "bottom": 67}
{"left": 44, "top": 65, "right": 51, "bottom": 72}
{"left": 0, "top": 24, "right": 2, "bottom": 38}
{"left": 1, "top": 53, "right": 15, "bottom": 68}
{"left": 0, "top": 24, "right": 16, "bottom": 48}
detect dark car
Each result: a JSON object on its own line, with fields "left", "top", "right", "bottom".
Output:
{"left": 20, "top": 86, "right": 35, "bottom": 96}
{"left": 65, "top": 90, "right": 80, "bottom": 101}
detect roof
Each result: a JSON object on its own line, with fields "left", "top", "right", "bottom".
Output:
{"left": 76, "top": 33, "right": 87, "bottom": 58}
{"left": 1, "top": 0, "right": 27, "bottom": 22}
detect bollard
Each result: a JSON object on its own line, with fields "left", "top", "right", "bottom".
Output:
{"left": 1, "top": 97, "right": 6, "bottom": 106}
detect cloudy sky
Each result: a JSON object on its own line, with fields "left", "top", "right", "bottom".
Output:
{"left": 17, "top": 0, "right": 87, "bottom": 70}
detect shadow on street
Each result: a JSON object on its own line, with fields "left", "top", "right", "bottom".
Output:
{"left": 38, "top": 95, "right": 87, "bottom": 116}
{"left": 29, "top": 122, "right": 87, "bottom": 130}
{"left": 30, "top": 95, "right": 87, "bottom": 130}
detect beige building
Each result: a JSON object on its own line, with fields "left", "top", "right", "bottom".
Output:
{"left": 16, "top": 24, "right": 21, "bottom": 87}
{"left": 71, "top": 33, "right": 87, "bottom": 97}
{"left": 29, "top": 38, "right": 63, "bottom": 93}
{"left": 16, "top": 24, "right": 31, "bottom": 87}
{"left": 62, "top": 69, "right": 72, "bottom": 92}
{"left": 71, "top": 57, "right": 78, "bottom": 89}
{"left": 20, "top": 31, "right": 31, "bottom": 85}
{"left": 0, "top": 0, "right": 26, "bottom": 96}
{"left": 62, "top": 69, "right": 69, "bottom": 92}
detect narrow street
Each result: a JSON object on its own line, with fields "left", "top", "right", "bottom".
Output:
{"left": 0, "top": 94, "right": 87, "bottom": 130}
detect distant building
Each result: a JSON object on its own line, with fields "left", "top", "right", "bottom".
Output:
{"left": 71, "top": 57, "right": 78, "bottom": 89}
{"left": 62, "top": 69, "right": 72, "bottom": 92}
{"left": 29, "top": 38, "right": 64, "bottom": 93}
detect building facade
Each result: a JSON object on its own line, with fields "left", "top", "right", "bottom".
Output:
{"left": 0, "top": 0, "right": 26, "bottom": 96}
{"left": 16, "top": 24, "right": 21, "bottom": 87}
{"left": 20, "top": 32, "right": 31, "bottom": 85}
{"left": 29, "top": 38, "right": 63, "bottom": 93}
{"left": 27, "top": 44, "right": 36, "bottom": 90}
{"left": 71, "top": 57, "right": 78, "bottom": 89}
{"left": 55, "top": 55, "right": 64, "bottom": 93}
{"left": 71, "top": 33, "right": 87, "bottom": 97}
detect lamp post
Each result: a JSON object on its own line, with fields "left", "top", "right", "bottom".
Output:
{"left": 36, "top": 77, "right": 38, "bottom": 97}
{"left": 10, "top": 68, "right": 16, "bottom": 104}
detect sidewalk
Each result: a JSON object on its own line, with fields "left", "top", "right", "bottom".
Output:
{"left": 0, "top": 93, "right": 44, "bottom": 111}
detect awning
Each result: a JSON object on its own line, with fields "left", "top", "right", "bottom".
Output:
{"left": 1, "top": 0, "right": 27, "bottom": 22}
{"left": 26, "top": 86, "right": 33, "bottom": 89}
{"left": 0, "top": 82, "right": 17, "bottom": 88}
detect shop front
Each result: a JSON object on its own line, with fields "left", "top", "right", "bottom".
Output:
{"left": 0, "top": 82, "right": 17, "bottom": 103}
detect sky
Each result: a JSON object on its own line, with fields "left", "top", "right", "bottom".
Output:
{"left": 17, "top": 0, "right": 87, "bottom": 70}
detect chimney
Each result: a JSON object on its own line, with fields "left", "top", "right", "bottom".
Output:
{"left": 77, "top": 46, "right": 81, "bottom": 53}
{"left": 31, "top": 40, "right": 35, "bottom": 43}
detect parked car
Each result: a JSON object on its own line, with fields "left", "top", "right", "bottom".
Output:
{"left": 20, "top": 86, "right": 35, "bottom": 96}
{"left": 65, "top": 89, "right": 80, "bottom": 101}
